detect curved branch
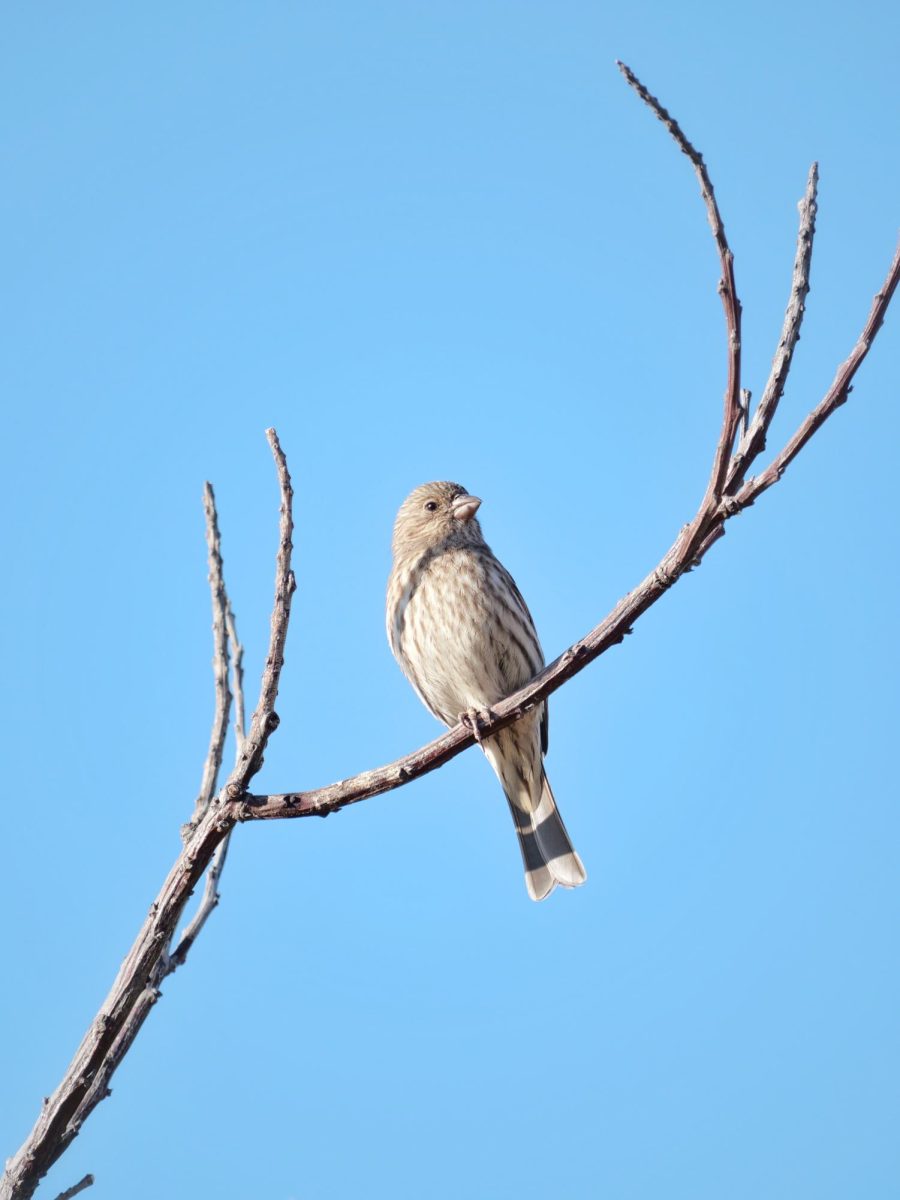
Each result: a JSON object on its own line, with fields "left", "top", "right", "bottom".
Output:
{"left": 243, "top": 239, "right": 900, "bottom": 823}
{"left": 230, "top": 428, "right": 295, "bottom": 783}
{"left": 616, "top": 61, "right": 743, "bottom": 504}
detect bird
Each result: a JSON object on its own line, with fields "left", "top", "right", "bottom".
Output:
{"left": 386, "top": 480, "right": 586, "bottom": 900}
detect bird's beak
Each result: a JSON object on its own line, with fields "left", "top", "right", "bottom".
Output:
{"left": 452, "top": 494, "right": 482, "bottom": 522}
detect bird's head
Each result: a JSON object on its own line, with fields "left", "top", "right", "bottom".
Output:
{"left": 391, "top": 481, "right": 484, "bottom": 561}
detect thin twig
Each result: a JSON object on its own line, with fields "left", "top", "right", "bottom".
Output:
{"left": 616, "top": 60, "right": 743, "bottom": 504}
{"left": 166, "top": 836, "right": 231, "bottom": 970}
{"left": 225, "top": 597, "right": 246, "bottom": 752}
{"left": 168, "top": 489, "right": 248, "bottom": 974}
{"left": 1, "top": 430, "right": 295, "bottom": 1200}
{"left": 193, "top": 484, "right": 232, "bottom": 823}
{"left": 726, "top": 163, "right": 819, "bottom": 493}
{"left": 228, "top": 427, "right": 295, "bottom": 786}
{"left": 51, "top": 1177, "right": 93, "bottom": 1200}
{"left": 732, "top": 237, "right": 900, "bottom": 507}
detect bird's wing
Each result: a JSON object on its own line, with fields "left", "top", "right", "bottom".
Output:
{"left": 479, "top": 549, "right": 549, "bottom": 756}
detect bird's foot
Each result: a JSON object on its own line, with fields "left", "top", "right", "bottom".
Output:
{"left": 459, "top": 707, "right": 494, "bottom": 745}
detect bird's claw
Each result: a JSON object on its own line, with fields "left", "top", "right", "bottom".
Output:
{"left": 460, "top": 707, "right": 493, "bottom": 745}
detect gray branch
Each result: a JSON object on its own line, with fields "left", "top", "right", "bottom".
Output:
{"left": 731, "top": 239, "right": 900, "bottom": 506}
{"left": 616, "top": 60, "right": 743, "bottom": 506}
{"left": 51, "top": 1177, "right": 93, "bottom": 1200}
{"left": 726, "top": 163, "right": 819, "bottom": 493}
{"left": 168, "top": 485, "right": 248, "bottom": 974}
{"left": 192, "top": 482, "right": 232, "bottom": 824}
{"left": 1, "top": 429, "right": 295, "bottom": 1200}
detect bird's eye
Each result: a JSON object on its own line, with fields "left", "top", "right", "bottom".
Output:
{"left": 424, "top": 500, "right": 438, "bottom": 512}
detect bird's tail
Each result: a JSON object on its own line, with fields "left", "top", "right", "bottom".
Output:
{"left": 507, "top": 771, "right": 587, "bottom": 902}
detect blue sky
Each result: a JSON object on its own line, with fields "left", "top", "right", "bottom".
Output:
{"left": 2, "top": 3, "right": 898, "bottom": 1198}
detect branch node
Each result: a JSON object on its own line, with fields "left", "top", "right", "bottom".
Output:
{"left": 653, "top": 565, "right": 678, "bottom": 591}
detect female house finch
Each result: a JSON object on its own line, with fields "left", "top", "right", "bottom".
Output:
{"left": 386, "top": 481, "right": 586, "bottom": 900}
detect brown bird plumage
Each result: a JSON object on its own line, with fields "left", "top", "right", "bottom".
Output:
{"left": 386, "top": 481, "right": 586, "bottom": 900}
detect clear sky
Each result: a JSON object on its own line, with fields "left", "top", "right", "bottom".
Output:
{"left": 2, "top": 4, "right": 898, "bottom": 1199}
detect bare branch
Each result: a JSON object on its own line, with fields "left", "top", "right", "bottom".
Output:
{"left": 4, "top": 70, "right": 897, "bottom": 1200}
{"left": 726, "top": 163, "right": 819, "bottom": 493}
{"left": 166, "top": 835, "right": 231, "bottom": 971}
{"left": 66, "top": 985, "right": 159, "bottom": 1142}
{"left": 732, "top": 236, "right": 900, "bottom": 507}
{"left": 616, "top": 60, "right": 743, "bottom": 503}
{"left": 243, "top": 235, "right": 900, "bottom": 823}
{"left": 165, "top": 572, "right": 248, "bottom": 971}
{"left": 225, "top": 596, "right": 246, "bottom": 753}
{"left": 193, "top": 483, "right": 232, "bottom": 823}
{"left": 229, "top": 427, "right": 295, "bottom": 786}
{"left": 240, "top": 522, "right": 725, "bottom": 821}
{"left": 168, "top": 490, "right": 247, "bottom": 975}
{"left": 51, "top": 1177, "right": 93, "bottom": 1200}
{"left": 1, "top": 430, "right": 295, "bottom": 1200}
